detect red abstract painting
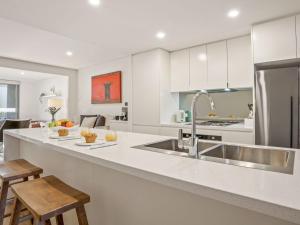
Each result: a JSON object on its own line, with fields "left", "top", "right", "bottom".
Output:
{"left": 91, "top": 71, "right": 122, "bottom": 104}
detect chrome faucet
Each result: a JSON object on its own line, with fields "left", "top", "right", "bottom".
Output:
{"left": 178, "top": 90, "right": 216, "bottom": 158}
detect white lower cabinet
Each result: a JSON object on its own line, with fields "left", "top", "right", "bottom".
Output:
{"left": 133, "top": 125, "right": 160, "bottom": 135}
{"left": 222, "top": 131, "right": 254, "bottom": 144}
{"left": 110, "top": 121, "right": 129, "bottom": 132}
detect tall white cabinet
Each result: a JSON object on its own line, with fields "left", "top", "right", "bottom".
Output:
{"left": 132, "top": 50, "right": 160, "bottom": 126}
{"left": 296, "top": 15, "right": 300, "bottom": 58}
{"left": 132, "top": 49, "right": 178, "bottom": 134}
{"left": 252, "top": 16, "right": 297, "bottom": 63}
{"left": 227, "top": 36, "right": 252, "bottom": 88}
{"left": 206, "top": 41, "right": 228, "bottom": 89}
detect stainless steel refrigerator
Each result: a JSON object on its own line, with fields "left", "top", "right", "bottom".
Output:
{"left": 255, "top": 67, "right": 299, "bottom": 148}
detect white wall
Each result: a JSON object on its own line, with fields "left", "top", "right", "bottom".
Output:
{"left": 0, "top": 76, "right": 69, "bottom": 121}
{"left": 0, "top": 56, "right": 78, "bottom": 120}
{"left": 78, "top": 56, "right": 132, "bottom": 127}
{"left": 19, "top": 81, "right": 38, "bottom": 119}
{"left": 36, "top": 76, "right": 69, "bottom": 121}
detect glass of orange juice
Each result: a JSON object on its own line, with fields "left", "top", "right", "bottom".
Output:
{"left": 105, "top": 130, "right": 117, "bottom": 142}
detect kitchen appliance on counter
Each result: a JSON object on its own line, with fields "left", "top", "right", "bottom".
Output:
{"left": 175, "top": 110, "right": 187, "bottom": 123}
{"left": 255, "top": 67, "right": 300, "bottom": 148}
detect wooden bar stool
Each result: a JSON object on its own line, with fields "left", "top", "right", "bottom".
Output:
{"left": 9, "top": 175, "right": 90, "bottom": 225}
{"left": 0, "top": 159, "right": 43, "bottom": 225}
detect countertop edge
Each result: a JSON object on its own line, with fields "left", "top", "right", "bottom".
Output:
{"left": 4, "top": 130, "right": 300, "bottom": 224}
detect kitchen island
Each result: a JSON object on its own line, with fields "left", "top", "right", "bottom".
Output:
{"left": 3, "top": 128, "right": 300, "bottom": 225}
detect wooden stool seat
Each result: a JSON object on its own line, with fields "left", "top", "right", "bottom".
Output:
{"left": 0, "top": 159, "right": 43, "bottom": 225}
{"left": 10, "top": 176, "right": 90, "bottom": 225}
{"left": 0, "top": 159, "right": 42, "bottom": 182}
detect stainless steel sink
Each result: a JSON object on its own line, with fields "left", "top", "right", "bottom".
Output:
{"left": 132, "top": 139, "right": 217, "bottom": 158}
{"left": 199, "top": 144, "right": 295, "bottom": 174}
{"left": 132, "top": 139, "right": 295, "bottom": 174}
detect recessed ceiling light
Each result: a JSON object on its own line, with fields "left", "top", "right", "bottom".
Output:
{"left": 156, "top": 31, "right": 166, "bottom": 39}
{"left": 20, "top": 71, "right": 25, "bottom": 75}
{"left": 227, "top": 9, "right": 240, "bottom": 18}
{"left": 66, "top": 51, "right": 73, "bottom": 56}
{"left": 198, "top": 53, "right": 207, "bottom": 61}
{"left": 88, "top": 0, "right": 101, "bottom": 7}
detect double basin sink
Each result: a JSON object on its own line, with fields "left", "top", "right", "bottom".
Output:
{"left": 133, "top": 139, "right": 295, "bottom": 174}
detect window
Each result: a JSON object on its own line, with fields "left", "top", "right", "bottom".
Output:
{"left": 0, "top": 83, "right": 19, "bottom": 119}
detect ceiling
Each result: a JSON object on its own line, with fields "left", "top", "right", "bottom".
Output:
{"left": 0, "top": 0, "right": 299, "bottom": 69}
{"left": 0, "top": 67, "right": 63, "bottom": 82}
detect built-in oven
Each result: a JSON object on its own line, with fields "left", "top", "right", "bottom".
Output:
{"left": 182, "top": 133, "right": 222, "bottom": 141}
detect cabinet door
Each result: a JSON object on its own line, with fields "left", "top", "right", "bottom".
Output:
{"left": 170, "top": 49, "right": 189, "bottom": 92}
{"left": 253, "top": 16, "right": 296, "bottom": 63}
{"left": 110, "top": 122, "right": 129, "bottom": 132}
{"left": 296, "top": 15, "right": 300, "bottom": 58}
{"left": 189, "top": 45, "right": 207, "bottom": 90}
{"left": 227, "top": 36, "right": 252, "bottom": 88}
{"left": 133, "top": 50, "right": 160, "bottom": 126}
{"left": 207, "top": 41, "right": 227, "bottom": 89}
{"left": 222, "top": 131, "right": 254, "bottom": 144}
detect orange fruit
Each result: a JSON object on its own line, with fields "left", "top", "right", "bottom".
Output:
{"left": 66, "top": 121, "right": 74, "bottom": 127}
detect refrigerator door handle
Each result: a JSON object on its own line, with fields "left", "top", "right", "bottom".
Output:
{"left": 290, "top": 96, "right": 293, "bottom": 148}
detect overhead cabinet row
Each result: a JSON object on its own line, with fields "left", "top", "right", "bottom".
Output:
{"left": 170, "top": 35, "right": 253, "bottom": 92}
{"left": 252, "top": 15, "right": 300, "bottom": 63}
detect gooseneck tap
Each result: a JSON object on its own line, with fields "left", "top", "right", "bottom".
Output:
{"left": 178, "top": 90, "right": 216, "bottom": 158}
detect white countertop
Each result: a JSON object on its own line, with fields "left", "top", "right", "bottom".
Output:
{"left": 4, "top": 128, "right": 300, "bottom": 224}
{"left": 161, "top": 122, "right": 253, "bottom": 132}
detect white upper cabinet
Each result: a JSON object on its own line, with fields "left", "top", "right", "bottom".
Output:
{"left": 189, "top": 45, "right": 207, "bottom": 90}
{"left": 207, "top": 41, "right": 227, "bottom": 89}
{"left": 227, "top": 35, "right": 252, "bottom": 88}
{"left": 132, "top": 50, "right": 161, "bottom": 126}
{"left": 170, "top": 49, "right": 189, "bottom": 92}
{"left": 253, "top": 16, "right": 297, "bottom": 64}
{"left": 296, "top": 15, "right": 300, "bottom": 58}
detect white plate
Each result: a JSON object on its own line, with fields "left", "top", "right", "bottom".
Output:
{"left": 49, "top": 134, "right": 80, "bottom": 139}
{"left": 75, "top": 140, "right": 105, "bottom": 146}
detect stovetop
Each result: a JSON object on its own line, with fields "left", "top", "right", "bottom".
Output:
{"left": 198, "top": 120, "right": 241, "bottom": 127}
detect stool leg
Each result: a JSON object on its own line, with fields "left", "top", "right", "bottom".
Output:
{"left": 9, "top": 198, "right": 22, "bottom": 225}
{"left": 33, "top": 174, "right": 40, "bottom": 179}
{"left": 0, "top": 181, "right": 9, "bottom": 225}
{"left": 76, "top": 205, "right": 88, "bottom": 225}
{"left": 56, "top": 214, "right": 64, "bottom": 225}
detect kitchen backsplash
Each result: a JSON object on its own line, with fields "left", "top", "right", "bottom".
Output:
{"left": 179, "top": 89, "right": 253, "bottom": 119}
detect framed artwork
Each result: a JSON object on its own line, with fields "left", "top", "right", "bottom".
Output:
{"left": 91, "top": 71, "right": 122, "bottom": 104}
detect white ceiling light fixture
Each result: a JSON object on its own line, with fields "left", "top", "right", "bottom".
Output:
{"left": 156, "top": 31, "right": 166, "bottom": 39}
{"left": 198, "top": 53, "right": 207, "bottom": 61}
{"left": 20, "top": 71, "right": 25, "bottom": 75}
{"left": 66, "top": 51, "right": 73, "bottom": 56}
{"left": 88, "top": 0, "right": 101, "bottom": 7}
{"left": 227, "top": 9, "right": 240, "bottom": 18}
